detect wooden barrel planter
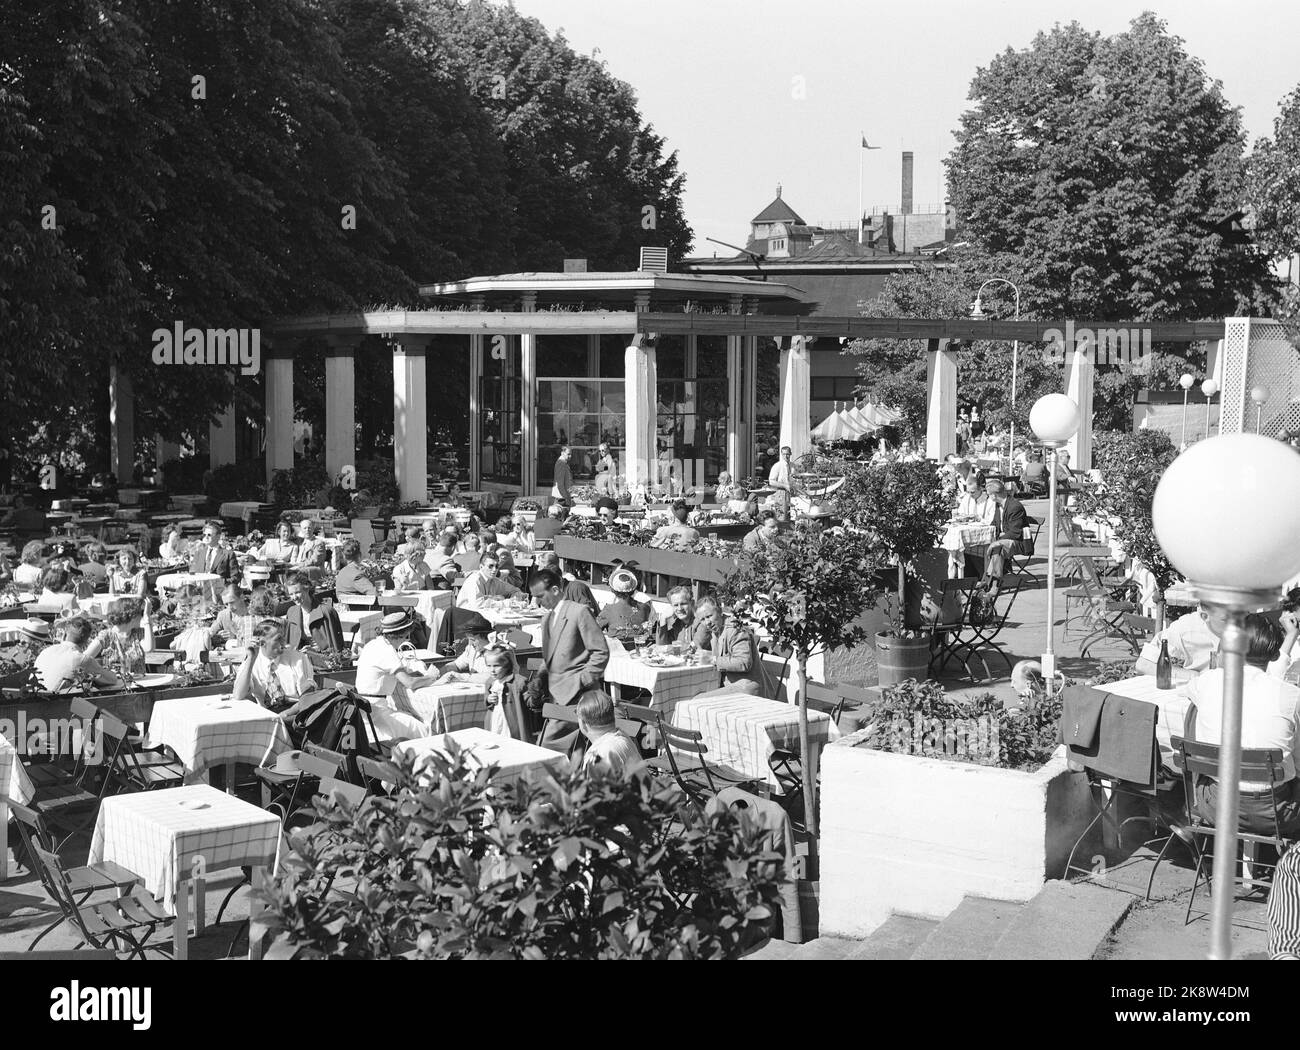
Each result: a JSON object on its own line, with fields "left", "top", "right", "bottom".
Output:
{"left": 875, "top": 631, "right": 931, "bottom": 686}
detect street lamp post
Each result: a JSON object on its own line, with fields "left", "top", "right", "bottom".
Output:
{"left": 1179, "top": 373, "right": 1195, "bottom": 449}
{"left": 1251, "top": 386, "right": 1270, "bottom": 434}
{"left": 1201, "top": 379, "right": 1219, "bottom": 441}
{"left": 1029, "top": 393, "right": 1080, "bottom": 698}
{"left": 1153, "top": 434, "right": 1300, "bottom": 959}
{"left": 970, "top": 278, "right": 1021, "bottom": 473}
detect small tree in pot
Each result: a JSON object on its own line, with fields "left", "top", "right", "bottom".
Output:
{"left": 716, "top": 522, "right": 880, "bottom": 838}
{"left": 836, "top": 458, "right": 950, "bottom": 682}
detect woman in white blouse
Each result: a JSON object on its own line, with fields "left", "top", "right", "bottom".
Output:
{"left": 157, "top": 525, "right": 188, "bottom": 565}
{"left": 232, "top": 619, "right": 318, "bottom": 720}
{"left": 257, "top": 521, "right": 303, "bottom": 565}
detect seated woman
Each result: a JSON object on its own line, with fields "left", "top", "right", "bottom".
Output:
{"left": 283, "top": 571, "right": 344, "bottom": 652}
{"left": 437, "top": 612, "right": 495, "bottom": 683}
{"left": 86, "top": 598, "right": 154, "bottom": 678}
{"left": 35, "top": 616, "right": 120, "bottom": 693}
{"left": 108, "top": 548, "right": 148, "bottom": 598}
{"left": 256, "top": 520, "right": 303, "bottom": 565}
{"left": 37, "top": 565, "right": 80, "bottom": 613}
{"left": 651, "top": 500, "right": 701, "bottom": 548}
{"left": 209, "top": 584, "right": 258, "bottom": 651}
{"left": 12, "top": 540, "right": 46, "bottom": 590}
{"left": 656, "top": 585, "right": 697, "bottom": 647}
{"left": 232, "top": 619, "right": 318, "bottom": 721}
{"left": 493, "top": 515, "right": 518, "bottom": 550}
{"left": 333, "top": 539, "right": 376, "bottom": 596}
{"left": 713, "top": 471, "right": 746, "bottom": 505}
{"left": 495, "top": 548, "right": 525, "bottom": 591}
{"left": 78, "top": 542, "right": 110, "bottom": 588}
{"left": 157, "top": 525, "right": 189, "bottom": 565}
{"left": 1186, "top": 614, "right": 1300, "bottom": 837}
{"left": 596, "top": 567, "right": 657, "bottom": 636}
{"left": 499, "top": 515, "right": 534, "bottom": 556}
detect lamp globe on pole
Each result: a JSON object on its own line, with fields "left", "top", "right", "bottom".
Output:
{"left": 1153, "top": 433, "right": 1300, "bottom": 961}
{"left": 1179, "top": 373, "right": 1196, "bottom": 450}
{"left": 1029, "top": 393, "right": 1080, "bottom": 696}
{"left": 1251, "top": 385, "right": 1270, "bottom": 434}
{"left": 1201, "top": 379, "right": 1220, "bottom": 440}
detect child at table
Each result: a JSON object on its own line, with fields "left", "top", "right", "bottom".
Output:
{"left": 437, "top": 612, "right": 495, "bottom": 683}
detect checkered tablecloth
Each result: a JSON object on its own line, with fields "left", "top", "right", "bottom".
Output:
{"left": 380, "top": 589, "right": 453, "bottom": 629}
{"left": 605, "top": 651, "right": 720, "bottom": 716}
{"left": 394, "top": 728, "right": 565, "bottom": 791}
{"left": 941, "top": 521, "right": 996, "bottom": 553}
{"left": 146, "top": 696, "right": 292, "bottom": 777}
{"left": 673, "top": 693, "right": 840, "bottom": 788}
{"left": 89, "top": 784, "right": 282, "bottom": 910}
{"left": 405, "top": 682, "right": 489, "bottom": 733}
{"left": 1099, "top": 675, "right": 1193, "bottom": 767}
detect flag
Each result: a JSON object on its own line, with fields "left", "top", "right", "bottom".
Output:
{"left": 861, "top": 135, "right": 879, "bottom": 150}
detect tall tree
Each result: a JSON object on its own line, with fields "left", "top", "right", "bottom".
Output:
{"left": 1248, "top": 83, "right": 1300, "bottom": 319}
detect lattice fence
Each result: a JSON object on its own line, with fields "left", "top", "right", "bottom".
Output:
{"left": 1219, "top": 318, "right": 1300, "bottom": 436}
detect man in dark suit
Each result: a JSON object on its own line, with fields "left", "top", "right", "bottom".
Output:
{"left": 981, "top": 479, "right": 1031, "bottom": 596}
{"left": 189, "top": 520, "right": 239, "bottom": 581}
{"left": 531, "top": 504, "right": 566, "bottom": 544}
{"left": 534, "top": 552, "right": 599, "bottom": 618}
{"left": 530, "top": 567, "right": 609, "bottom": 755}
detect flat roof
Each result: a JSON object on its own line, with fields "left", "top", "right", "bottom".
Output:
{"left": 419, "top": 270, "right": 810, "bottom": 302}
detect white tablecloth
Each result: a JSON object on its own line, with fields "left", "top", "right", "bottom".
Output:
{"left": 393, "top": 727, "right": 565, "bottom": 790}
{"left": 219, "top": 501, "right": 267, "bottom": 524}
{"left": 380, "top": 589, "right": 453, "bottom": 628}
{"left": 1098, "top": 675, "right": 1193, "bottom": 767}
{"left": 941, "top": 521, "right": 995, "bottom": 553}
{"left": 156, "top": 572, "right": 223, "bottom": 597}
{"left": 404, "top": 682, "right": 489, "bottom": 734}
{"left": 604, "top": 651, "right": 719, "bottom": 716}
{"left": 673, "top": 692, "right": 840, "bottom": 789}
{"left": 146, "top": 696, "right": 292, "bottom": 777}
{"left": 88, "top": 784, "right": 281, "bottom": 911}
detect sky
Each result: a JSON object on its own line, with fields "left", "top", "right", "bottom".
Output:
{"left": 510, "top": 0, "right": 1300, "bottom": 257}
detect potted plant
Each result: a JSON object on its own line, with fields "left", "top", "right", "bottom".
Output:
{"left": 716, "top": 522, "right": 879, "bottom": 838}
{"left": 836, "top": 458, "right": 950, "bottom": 684}
{"left": 1072, "top": 429, "right": 1182, "bottom": 630}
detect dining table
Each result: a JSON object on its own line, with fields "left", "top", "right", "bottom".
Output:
{"left": 88, "top": 784, "right": 282, "bottom": 959}
{"left": 404, "top": 681, "right": 490, "bottom": 734}
{"left": 392, "top": 727, "right": 566, "bottom": 791}
{"left": 1099, "top": 674, "right": 1194, "bottom": 768}
{"left": 145, "top": 694, "right": 293, "bottom": 787}
{"left": 940, "top": 518, "right": 996, "bottom": 579}
{"left": 603, "top": 648, "right": 719, "bottom": 716}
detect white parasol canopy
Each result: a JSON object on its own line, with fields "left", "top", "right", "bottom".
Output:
{"left": 812, "top": 402, "right": 855, "bottom": 442}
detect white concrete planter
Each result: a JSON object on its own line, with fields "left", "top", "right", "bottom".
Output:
{"left": 819, "top": 731, "right": 1094, "bottom": 938}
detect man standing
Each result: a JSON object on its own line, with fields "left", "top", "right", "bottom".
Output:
{"left": 530, "top": 567, "right": 608, "bottom": 755}
{"left": 551, "top": 445, "right": 573, "bottom": 506}
{"left": 767, "top": 445, "right": 795, "bottom": 521}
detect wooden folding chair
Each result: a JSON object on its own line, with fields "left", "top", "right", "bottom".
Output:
{"left": 29, "top": 844, "right": 174, "bottom": 960}
{"left": 98, "top": 711, "right": 186, "bottom": 793}
{"left": 648, "top": 718, "right": 763, "bottom": 811}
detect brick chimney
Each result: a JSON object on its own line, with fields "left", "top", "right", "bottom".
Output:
{"left": 901, "top": 152, "right": 914, "bottom": 215}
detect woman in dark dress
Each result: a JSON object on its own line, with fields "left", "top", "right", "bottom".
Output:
{"left": 283, "top": 571, "right": 345, "bottom": 652}
{"left": 596, "top": 567, "right": 657, "bottom": 636}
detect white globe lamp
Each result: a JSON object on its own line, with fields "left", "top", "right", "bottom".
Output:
{"left": 1152, "top": 432, "right": 1300, "bottom": 961}
{"left": 1178, "top": 373, "right": 1197, "bottom": 448}
{"left": 1251, "top": 385, "right": 1271, "bottom": 434}
{"left": 1028, "top": 393, "right": 1080, "bottom": 695}
{"left": 1201, "top": 379, "right": 1220, "bottom": 440}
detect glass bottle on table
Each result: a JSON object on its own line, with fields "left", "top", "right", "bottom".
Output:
{"left": 1155, "top": 638, "right": 1172, "bottom": 690}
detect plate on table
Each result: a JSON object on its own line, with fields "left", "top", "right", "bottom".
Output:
{"left": 643, "top": 654, "right": 686, "bottom": 668}
{"left": 178, "top": 799, "right": 210, "bottom": 811}
{"left": 130, "top": 673, "right": 176, "bottom": 689}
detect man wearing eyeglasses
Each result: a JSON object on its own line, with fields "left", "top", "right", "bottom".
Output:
{"left": 188, "top": 520, "right": 238, "bottom": 582}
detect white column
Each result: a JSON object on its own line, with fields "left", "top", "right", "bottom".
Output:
{"left": 469, "top": 334, "right": 484, "bottom": 488}
{"left": 209, "top": 403, "right": 237, "bottom": 471}
{"left": 264, "top": 350, "right": 294, "bottom": 484}
{"left": 743, "top": 336, "right": 758, "bottom": 479}
{"left": 324, "top": 343, "right": 355, "bottom": 480}
{"left": 1066, "top": 338, "right": 1095, "bottom": 470}
{"left": 624, "top": 337, "right": 657, "bottom": 489}
{"left": 778, "top": 335, "right": 812, "bottom": 460}
{"left": 925, "top": 338, "right": 958, "bottom": 460}
{"left": 392, "top": 341, "right": 428, "bottom": 504}
{"left": 109, "top": 364, "right": 135, "bottom": 483}
{"left": 727, "top": 334, "right": 744, "bottom": 481}
{"left": 520, "top": 332, "right": 537, "bottom": 495}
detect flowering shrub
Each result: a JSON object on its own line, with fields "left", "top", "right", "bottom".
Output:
{"left": 260, "top": 745, "right": 785, "bottom": 960}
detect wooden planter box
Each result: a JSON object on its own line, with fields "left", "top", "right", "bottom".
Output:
{"left": 554, "top": 537, "right": 736, "bottom": 597}
{"left": 819, "top": 730, "right": 1095, "bottom": 938}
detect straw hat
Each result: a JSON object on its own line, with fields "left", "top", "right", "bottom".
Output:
{"left": 18, "top": 619, "right": 52, "bottom": 643}
{"left": 272, "top": 750, "right": 305, "bottom": 776}
{"left": 379, "top": 610, "right": 415, "bottom": 635}
{"left": 610, "top": 567, "right": 640, "bottom": 595}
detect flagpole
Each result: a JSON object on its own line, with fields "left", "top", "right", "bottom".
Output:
{"left": 858, "top": 135, "right": 864, "bottom": 244}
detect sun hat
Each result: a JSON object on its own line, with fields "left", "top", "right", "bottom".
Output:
{"left": 272, "top": 750, "right": 305, "bottom": 776}
{"left": 379, "top": 610, "right": 415, "bottom": 635}
{"left": 610, "top": 567, "right": 640, "bottom": 595}
{"left": 18, "top": 618, "right": 52, "bottom": 643}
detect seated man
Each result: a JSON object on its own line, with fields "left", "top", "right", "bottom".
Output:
{"left": 393, "top": 526, "right": 424, "bottom": 559}
{"left": 423, "top": 531, "right": 460, "bottom": 580}
{"left": 354, "top": 610, "right": 439, "bottom": 741}
{"left": 390, "top": 544, "right": 433, "bottom": 592}
{"left": 1019, "top": 451, "right": 1048, "bottom": 496}
{"left": 979, "top": 479, "right": 1032, "bottom": 597}
{"left": 334, "top": 540, "right": 376, "bottom": 595}
{"left": 1185, "top": 614, "right": 1300, "bottom": 837}
{"left": 232, "top": 619, "right": 318, "bottom": 720}
{"left": 531, "top": 503, "right": 567, "bottom": 544}
{"left": 694, "top": 599, "right": 764, "bottom": 698}
{"left": 456, "top": 549, "right": 523, "bottom": 609}
{"left": 209, "top": 584, "right": 257, "bottom": 651}
{"left": 1136, "top": 606, "right": 1298, "bottom": 681}
{"left": 742, "top": 512, "right": 781, "bottom": 554}
{"left": 656, "top": 585, "right": 697, "bottom": 646}
{"left": 35, "top": 617, "right": 120, "bottom": 692}
{"left": 579, "top": 690, "right": 641, "bottom": 778}
{"left": 78, "top": 543, "right": 110, "bottom": 588}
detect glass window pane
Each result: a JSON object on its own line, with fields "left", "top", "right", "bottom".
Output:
{"left": 657, "top": 336, "right": 685, "bottom": 379}
{"left": 697, "top": 336, "right": 727, "bottom": 377}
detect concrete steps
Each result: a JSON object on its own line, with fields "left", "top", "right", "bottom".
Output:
{"left": 746, "top": 879, "right": 1137, "bottom": 960}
